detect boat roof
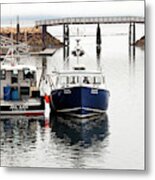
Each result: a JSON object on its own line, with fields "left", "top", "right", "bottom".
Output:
{"left": 53, "top": 70, "right": 103, "bottom": 76}
{"left": 1, "top": 64, "right": 37, "bottom": 71}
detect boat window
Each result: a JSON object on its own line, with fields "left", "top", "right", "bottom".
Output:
{"left": 20, "top": 87, "right": 30, "bottom": 96}
{"left": 102, "top": 76, "right": 105, "bottom": 84}
{"left": 11, "top": 70, "right": 18, "bottom": 84}
{"left": 0, "top": 70, "right": 6, "bottom": 80}
{"left": 77, "top": 76, "right": 80, "bottom": 83}
{"left": 70, "top": 76, "right": 76, "bottom": 84}
{"left": 93, "top": 76, "right": 101, "bottom": 84}
{"left": 82, "top": 76, "right": 92, "bottom": 84}
{"left": 23, "top": 69, "right": 34, "bottom": 79}
{"left": 60, "top": 76, "right": 67, "bottom": 86}
{"left": 66, "top": 76, "right": 69, "bottom": 84}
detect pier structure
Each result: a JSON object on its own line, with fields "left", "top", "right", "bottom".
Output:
{"left": 129, "top": 22, "right": 136, "bottom": 46}
{"left": 36, "top": 16, "right": 144, "bottom": 49}
{"left": 63, "top": 45, "right": 70, "bottom": 70}
{"left": 63, "top": 24, "right": 69, "bottom": 47}
{"left": 96, "top": 23, "right": 101, "bottom": 46}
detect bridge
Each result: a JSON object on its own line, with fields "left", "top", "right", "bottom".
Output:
{"left": 35, "top": 16, "right": 145, "bottom": 49}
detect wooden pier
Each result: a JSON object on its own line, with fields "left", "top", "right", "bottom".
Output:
{"left": 35, "top": 16, "right": 145, "bottom": 49}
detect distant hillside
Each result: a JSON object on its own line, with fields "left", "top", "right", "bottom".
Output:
{"left": 0, "top": 27, "right": 63, "bottom": 52}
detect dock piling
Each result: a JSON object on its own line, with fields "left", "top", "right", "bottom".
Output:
{"left": 129, "top": 22, "right": 136, "bottom": 46}
{"left": 16, "top": 16, "right": 20, "bottom": 43}
{"left": 42, "top": 25, "right": 47, "bottom": 50}
{"left": 63, "top": 24, "right": 69, "bottom": 46}
{"left": 96, "top": 23, "right": 101, "bottom": 46}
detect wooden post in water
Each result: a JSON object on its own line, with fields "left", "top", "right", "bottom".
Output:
{"left": 63, "top": 46, "right": 70, "bottom": 69}
{"left": 129, "top": 23, "right": 132, "bottom": 46}
{"left": 129, "top": 44, "right": 136, "bottom": 62}
{"left": 63, "top": 24, "right": 69, "bottom": 47}
{"left": 129, "top": 22, "right": 136, "bottom": 46}
{"left": 63, "top": 24, "right": 70, "bottom": 69}
{"left": 133, "top": 23, "right": 136, "bottom": 45}
{"left": 129, "top": 22, "right": 136, "bottom": 60}
{"left": 16, "top": 16, "right": 20, "bottom": 43}
{"left": 96, "top": 23, "right": 101, "bottom": 46}
{"left": 63, "top": 45, "right": 70, "bottom": 60}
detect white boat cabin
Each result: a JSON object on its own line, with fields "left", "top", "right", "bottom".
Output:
{"left": 0, "top": 64, "right": 39, "bottom": 101}
{"left": 52, "top": 66, "right": 106, "bottom": 90}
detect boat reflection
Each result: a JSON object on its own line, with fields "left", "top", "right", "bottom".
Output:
{"left": 51, "top": 113, "right": 109, "bottom": 147}
{"left": 96, "top": 45, "right": 101, "bottom": 70}
{"left": 1, "top": 113, "right": 109, "bottom": 149}
{"left": 0, "top": 117, "right": 43, "bottom": 148}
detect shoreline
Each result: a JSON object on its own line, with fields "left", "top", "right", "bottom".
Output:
{"left": 0, "top": 26, "right": 63, "bottom": 52}
{"left": 135, "top": 36, "right": 145, "bottom": 47}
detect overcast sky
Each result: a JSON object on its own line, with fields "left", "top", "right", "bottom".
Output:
{"left": 1, "top": 0, "right": 144, "bottom": 25}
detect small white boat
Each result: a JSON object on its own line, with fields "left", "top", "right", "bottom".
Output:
{"left": 0, "top": 45, "right": 44, "bottom": 116}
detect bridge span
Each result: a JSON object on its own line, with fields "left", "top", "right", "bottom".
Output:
{"left": 35, "top": 16, "right": 145, "bottom": 49}
{"left": 36, "top": 16, "right": 144, "bottom": 26}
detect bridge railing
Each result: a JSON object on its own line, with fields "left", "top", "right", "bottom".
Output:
{"left": 36, "top": 16, "right": 144, "bottom": 26}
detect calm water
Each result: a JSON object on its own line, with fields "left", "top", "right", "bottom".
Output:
{"left": 0, "top": 24, "right": 144, "bottom": 169}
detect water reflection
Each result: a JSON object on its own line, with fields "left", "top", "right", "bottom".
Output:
{"left": 129, "top": 45, "right": 136, "bottom": 62}
{"left": 129, "top": 45, "right": 136, "bottom": 76}
{"left": 96, "top": 45, "right": 101, "bottom": 70}
{"left": 63, "top": 46, "right": 70, "bottom": 70}
{"left": 1, "top": 113, "right": 109, "bottom": 149}
{"left": 51, "top": 113, "right": 109, "bottom": 148}
{"left": 1, "top": 117, "right": 43, "bottom": 149}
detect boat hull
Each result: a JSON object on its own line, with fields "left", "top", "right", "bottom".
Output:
{"left": 51, "top": 86, "right": 110, "bottom": 117}
{"left": 0, "top": 98, "right": 44, "bottom": 116}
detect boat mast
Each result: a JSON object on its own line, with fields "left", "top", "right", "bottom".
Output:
{"left": 76, "top": 39, "right": 80, "bottom": 65}
{"left": 76, "top": 28, "right": 80, "bottom": 65}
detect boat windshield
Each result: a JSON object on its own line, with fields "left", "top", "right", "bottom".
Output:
{"left": 0, "top": 70, "right": 6, "bottom": 80}
{"left": 23, "top": 68, "right": 35, "bottom": 79}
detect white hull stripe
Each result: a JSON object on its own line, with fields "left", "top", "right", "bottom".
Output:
{"left": 1, "top": 115, "right": 44, "bottom": 120}
{"left": 0, "top": 110, "right": 44, "bottom": 115}
{"left": 1, "top": 103, "right": 41, "bottom": 106}
{"left": 57, "top": 107, "right": 106, "bottom": 113}
{"left": 68, "top": 113, "right": 100, "bottom": 118}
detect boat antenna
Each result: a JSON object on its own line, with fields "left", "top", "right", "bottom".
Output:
{"left": 76, "top": 39, "right": 80, "bottom": 65}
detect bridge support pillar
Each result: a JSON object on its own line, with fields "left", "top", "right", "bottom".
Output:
{"left": 129, "top": 22, "right": 136, "bottom": 46}
{"left": 16, "top": 16, "right": 20, "bottom": 43}
{"left": 42, "top": 25, "right": 47, "bottom": 50}
{"left": 96, "top": 23, "right": 101, "bottom": 46}
{"left": 63, "top": 24, "right": 69, "bottom": 46}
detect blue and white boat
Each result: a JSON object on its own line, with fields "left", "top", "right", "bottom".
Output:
{"left": 49, "top": 40, "right": 110, "bottom": 118}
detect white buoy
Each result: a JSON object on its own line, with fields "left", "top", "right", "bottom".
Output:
{"left": 40, "top": 77, "right": 51, "bottom": 122}
{"left": 44, "top": 94, "right": 51, "bottom": 120}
